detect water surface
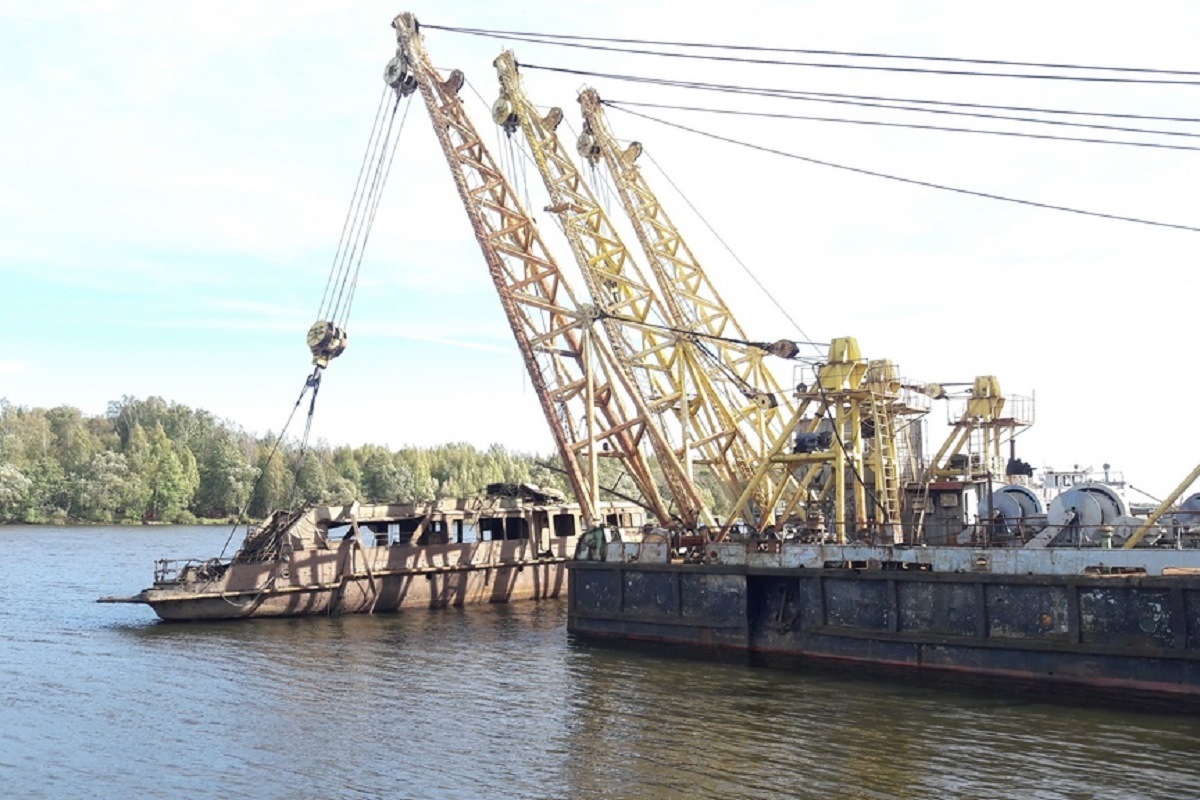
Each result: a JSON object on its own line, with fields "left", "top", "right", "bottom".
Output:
{"left": 1, "top": 525, "right": 1197, "bottom": 799}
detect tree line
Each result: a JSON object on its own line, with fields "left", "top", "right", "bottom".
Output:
{"left": 0, "top": 396, "right": 580, "bottom": 524}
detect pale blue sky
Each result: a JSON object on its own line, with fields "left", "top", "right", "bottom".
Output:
{"left": 3, "top": 1, "right": 1197, "bottom": 495}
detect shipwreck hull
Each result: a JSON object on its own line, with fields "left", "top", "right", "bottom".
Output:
{"left": 567, "top": 548, "right": 1200, "bottom": 703}
{"left": 104, "top": 491, "right": 647, "bottom": 622}
{"left": 137, "top": 538, "right": 569, "bottom": 621}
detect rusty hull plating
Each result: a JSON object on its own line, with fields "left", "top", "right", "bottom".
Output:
{"left": 101, "top": 486, "right": 645, "bottom": 621}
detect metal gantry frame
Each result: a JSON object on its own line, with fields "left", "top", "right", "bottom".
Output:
{"left": 720, "top": 338, "right": 915, "bottom": 543}
{"left": 390, "top": 14, "right": 673, "bottom": 528}
{"left": 391, "top": 16, "right": 917, "bottom": 543}
{"left": 577, "top": 90, "right": 795, "bottom": 443}
{"left": 577, "top": 90, "right": 923, "bottom": 541}
{"left": 495, "top": 51, "right": 818, "bottom": 528}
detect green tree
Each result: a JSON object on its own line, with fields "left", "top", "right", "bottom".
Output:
{"left": 193, "top": 431, "right": 257, "bottom": 518}
{"left": 294, "top": 451, "right": 328, "bottom": 505}
{"left": 396, "top": 448, "right": 436, "bottom": 500}
{"left": 485, "top": 443, "right": 531, "bottom": 485}
{"left": 109, "top": 396, "right": 170, "bottom": 449}
{"left": 71, "top": 451, "right": 143, "bottom": 522}
{"left": 360, "top": 446, "right": 406, "bottom": 501}
{"left": 0, "top": 463, "right": 32, "bottom": 522}
{"left": 0, "top": 395, "right": 590, "bottom": 522}
{"left": 127, "top": 422, "right": 196, "bottom": 521}
{"left": 331, "top": 446, "right": 361, "bottom": 493}
{"left": 20, "top": 457, "right": 69, "bottom": 522}
{"left": 46, "top": 405, "right": 100, "bottom": 474}
{"left": 248, "top": 447, "right": 291, "bottom": 517}
{"left": 2, "top": 405, "right": 52, "bottom": 469}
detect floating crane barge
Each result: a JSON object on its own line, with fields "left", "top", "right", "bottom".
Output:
{"left": 100, "top": 13, "right": 1200, "bottom": 704}
{"left": 375, "top": 13, "right": 1200, "bottom": 705}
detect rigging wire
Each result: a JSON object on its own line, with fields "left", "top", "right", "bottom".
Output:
{"left": 760, "top": 92, "right": 1200, "bottom": 138}
{"left": 226, "top": 88, "right": 412, "bottom": 554}
{"left": 608, "top": 105, "right": 1200, "bottom": 233}
{"left": 341, "top": 96, "right": 412, "bottom": 324}
{"left": 640, "top": 149, "right": 821, "bottom": 356}
{"left": 425, "top": 24, "right": 1200, "bottom": 79}
{"left": 521, "top": 64, "right": 1200, "bottom": 130}
{"left": 217, "top": 368, "right": 323, "bottom": 559}
{"left": 600, "top": 307, "right": 824, "bottom": 363}
{"left": 285, "top": 369, "right": 325, "bottom": 509}
{"left": 691, "top": 338, "right": 761, "bottom": 398}
{"left": 569, "top": 107, "right": 822, "bottom": 378}
{"left": 327, "top": 93, "right": 409, "bottom": 328}
{"left": 319, "top": 85, "right": 392, "bottom": 322}
{"left": 604, "top": 99, "right": 1200, "bottom": 152}
{"left": 425, "top": 25, "right": 1200, "bottom": 86}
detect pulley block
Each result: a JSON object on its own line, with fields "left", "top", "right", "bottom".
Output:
{"left": 492, "top": 96, "right": 519, "bottom": 134}
{"left": 576, "top": 131, "right": 600, "bottom": 162}
{"left": 752, "top": 392, "right": 779, "bottom": 410}
{"left": 766, "top": 339, "right": 800, "bottom": 359}
{"left": 383, "top": 55, "right": 417, "bottom": 96}
{"left": 307, "top": 321, "right": 348, "bottom": 368}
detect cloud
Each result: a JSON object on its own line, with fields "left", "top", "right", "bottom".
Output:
{"left": 0, "top": 361, "right": 28, "bottom": 376}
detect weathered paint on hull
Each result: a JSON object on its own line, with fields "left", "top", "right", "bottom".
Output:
{"left": 137, "top": 538, "right": 569, "bottom": 621}
{"left": 566, "top": 560, "right": 1200, "bottom": 704}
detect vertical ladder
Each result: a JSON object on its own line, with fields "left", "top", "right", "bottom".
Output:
{"left": 868, "top": 394, "right": 903, "bottom": 543}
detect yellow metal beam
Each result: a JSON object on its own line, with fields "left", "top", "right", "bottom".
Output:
{"left": 1123, "top": 462, "right": 1200, "bottom": 548}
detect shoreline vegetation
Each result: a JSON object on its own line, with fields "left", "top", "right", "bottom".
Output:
{"left": 0, "top": 395, "right": 569, "bottom": 526}
{"left": 0, "top": 396, "right": 727, "bottom": 527}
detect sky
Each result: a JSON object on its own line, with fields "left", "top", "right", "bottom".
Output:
{"left": 2, "top": 0, "right": 1198, "bottom": 498}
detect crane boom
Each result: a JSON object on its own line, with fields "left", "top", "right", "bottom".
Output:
{"left": 389, "top": 14, "right": 672, "bottom": 526}
{"left": 577, "top": 90, "right": 796, "bottom": 449}
{"left": 494, "top": 51, "right": 801, "bottom": 527}
{"left": 577, "top": 98, "right": 924, "bottom": 543}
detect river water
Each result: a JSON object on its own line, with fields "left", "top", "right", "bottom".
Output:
{"left": 2, "top": 525, "right": 1198, "bottom": 800}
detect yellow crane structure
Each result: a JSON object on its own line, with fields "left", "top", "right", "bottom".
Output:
{"left": 575, "top": 89, "right": 795, "bottom": 444}
{"left": 911, "top": 375, "right": 1033, "bottom": 541}
{"left": 491, "top": 51, "right": 809, "bottom": 528}
{"left": 389, "top": 16, "right": 919, "bottom": 543}
{"left": 921, "top": 376, "right": 1031, "bottom": 483}
{"left": 388, "top": 13, "right": 678, "bottom": 527}
{"left": 575, "top": 89, "right": 921, "bottom": 542}
{"left": 717, "top": 338, "right": 919, "bottom": 543}
{"left": 1123, "top": 462, "right": 1200, "bottom": 549}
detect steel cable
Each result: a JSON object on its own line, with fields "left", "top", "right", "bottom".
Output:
{"left": 609, "top": 104, "right": 1200, "bottom": 233}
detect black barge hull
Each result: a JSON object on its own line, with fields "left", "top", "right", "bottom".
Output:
{"left": 566, "top": 558, "right": 1200, "bottom": 704}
